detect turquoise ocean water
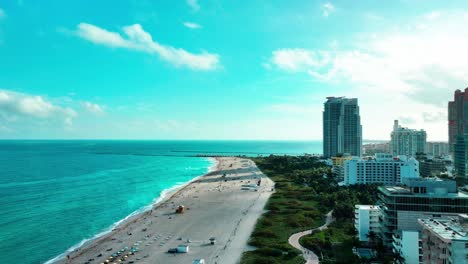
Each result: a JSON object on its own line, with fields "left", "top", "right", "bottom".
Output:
{"left": 0, "top": 140, "right": 321, "bottom": 264}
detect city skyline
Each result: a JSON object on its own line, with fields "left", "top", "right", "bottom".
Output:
{"left": 1, "top": 1, "right": 468, "bottom": 140}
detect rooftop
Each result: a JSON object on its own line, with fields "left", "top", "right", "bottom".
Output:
{"left": 379, "top": 185, "right": 468, "bottom": 198}
{"left": 419, "top": 216, "right": 468, "bottom": 242}
{"left": 355, "top": 205, "right": 381, "bottom": 210}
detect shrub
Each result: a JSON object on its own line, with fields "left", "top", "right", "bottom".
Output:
{"left": 257, "top": 247, "right": 283, "bottom": 257}
{"left": 251, "top": 256, "right": 279, "bottom": 264}
{"left": 253, "top": 229, "right": 277, "bottom": 238}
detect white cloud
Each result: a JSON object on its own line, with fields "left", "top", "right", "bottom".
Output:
{"left": 0, "top": 90, "right": 77, "bottom": 126}
{"left": 76, "top": 23, "right": 220, "bottom": 71}
{"left": 82, "top": 101, "right": 104, "bottom": 115}
{"left": 0, "top": 8, "right": 5, "bottom": 19}
{"left": 187, "top": 0, "right": 200, "bottom": 12}
{"left": 269, "top": 11, "right": 468, "bottom": 140}
{"left": 271, "top": 49, "right": 329, "bottom": 72}
{"left": 322, "top": 2, "right": 335, "bottom": 17}
{"left": 183, "top": 22, "right": 201, "bottom": 29}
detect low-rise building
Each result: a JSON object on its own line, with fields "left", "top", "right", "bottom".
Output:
{"left": 331, "top": 155, "right": 352, "bottom": 180}
{"left": 363, "top": 142, "right": 390, "bottom": 156}
{"left": 426, "top": 141, "right": 450, "bottom": 158}
{"left": 419, "top": 214, "right": 468, "bottom": 264}
{"left": 354, "top": 205, "right": 381, "bottom": 242}
{"left": 419, "top": 158, "right": 450, "bottom": 177}
{"left": 344, "top": 153, "right": 420, "bottom": 185}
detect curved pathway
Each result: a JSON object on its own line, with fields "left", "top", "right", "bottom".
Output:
{"left": 288, "top": 210, "right": 334, "bottom": 264}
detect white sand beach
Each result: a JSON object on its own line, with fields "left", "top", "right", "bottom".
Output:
{"left": 57, "top": 157, "right": 274, "bottom": 264}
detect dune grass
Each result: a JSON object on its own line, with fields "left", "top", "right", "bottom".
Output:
{"left": 240, "top": 156, "right": 331, "bottom": 264}
{"left": 239, "top": 155, "right": 379, "bottom": 264}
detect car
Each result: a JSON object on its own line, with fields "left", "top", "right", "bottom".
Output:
{"left": 167, "top": 248, "right": 178, "bottom": 253}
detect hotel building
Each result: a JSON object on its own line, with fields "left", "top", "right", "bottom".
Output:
{"left": 343, "top": 153, "right": 420, "bottom": 186}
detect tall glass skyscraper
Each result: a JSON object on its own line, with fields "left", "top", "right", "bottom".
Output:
{"left": 323, "top": 97, "right": 362, "bottom": 158}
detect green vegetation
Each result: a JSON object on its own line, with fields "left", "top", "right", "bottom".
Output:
{"left": 300, "top": 220, "right": 361, "bottom": 264}
{"left": 239, "top": 155, "right": 380, "bottom": 264}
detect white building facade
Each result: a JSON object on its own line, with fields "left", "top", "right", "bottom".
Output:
{"left": 391, "top": 120, "right": 427, "bottom": 158}
{"left": 392, "top": 230, "right": 421, "bottom": 264}
{"left": 354, "top": 205, "right": 381, "bottom": 242}
{"left": 344, "top": 153, "right": 420, "bottom": 185}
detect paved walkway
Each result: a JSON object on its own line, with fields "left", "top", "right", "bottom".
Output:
{"left": 288, "top": 210, "right": 334, "bottom": 264}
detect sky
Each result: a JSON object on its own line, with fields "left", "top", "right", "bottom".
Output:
{"left": 0, "top": 0, "right": 467, "bottom": 140}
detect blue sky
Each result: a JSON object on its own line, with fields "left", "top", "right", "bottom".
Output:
{"left": 0, "top": 0, "right": 467, "bottom": 140}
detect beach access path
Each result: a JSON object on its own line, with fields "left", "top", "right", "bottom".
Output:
{"left": 58, "top": 157, "right": 274, "bottom": 264}
{"left": 288, "top": 210, "right": 334, "bottom": 264}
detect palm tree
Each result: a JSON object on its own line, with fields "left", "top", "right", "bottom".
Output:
{"left": 392, "top": 252, "right": 405, "bottom": 264}
{"left": 366, "top": 231, "right": 377, "bottom": 247}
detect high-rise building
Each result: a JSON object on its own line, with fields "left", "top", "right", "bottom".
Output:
{"left": 323, "top": 97, "right": 362, "bottom": 158}
{"left": 390, "top": 120, "right": 427, "bottom": 158}
{"left": 449, "top": 89, "right": 468, "bottom": 181}
{"left": 448, "top": 89, "right": 468, "bottom": 154}
{"left": 344, "top": 153, "right": 420, "bottom": 186}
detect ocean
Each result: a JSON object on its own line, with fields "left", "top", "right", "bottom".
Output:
{"left": 0, "top": 140, "right": 321, "bottom": 264}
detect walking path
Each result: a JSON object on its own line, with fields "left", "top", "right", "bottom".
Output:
{"left": 288, "top": 210, "right": 334, "bottom": 264}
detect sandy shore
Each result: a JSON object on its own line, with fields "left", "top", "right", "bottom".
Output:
{"left": 56, "top": 157, "right": 274, "bottom": 264}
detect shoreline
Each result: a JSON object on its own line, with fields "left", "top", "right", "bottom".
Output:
{"left": 46, "top": 157, "right": 218, "bottom": 264}
{"left": 55, "top": 157, "right": 273, "bottom": 264}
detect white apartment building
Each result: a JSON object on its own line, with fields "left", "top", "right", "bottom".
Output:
{"left": 419, "top": 215, "right": 468, "bottom": 264}
{"left": 392, "top": 230, "right": 421, "bottom": 264}
{"left": 354, "top": 205, "right": 381, "bottom": 242}
{"left": 426, "top": 141, "right": 450, "bottom": 158}
{"left": 344, "top": 153, "right": 420, "bottom": 185}
{"left": 391, "top": 120, "right": 427, "bottom": 158}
